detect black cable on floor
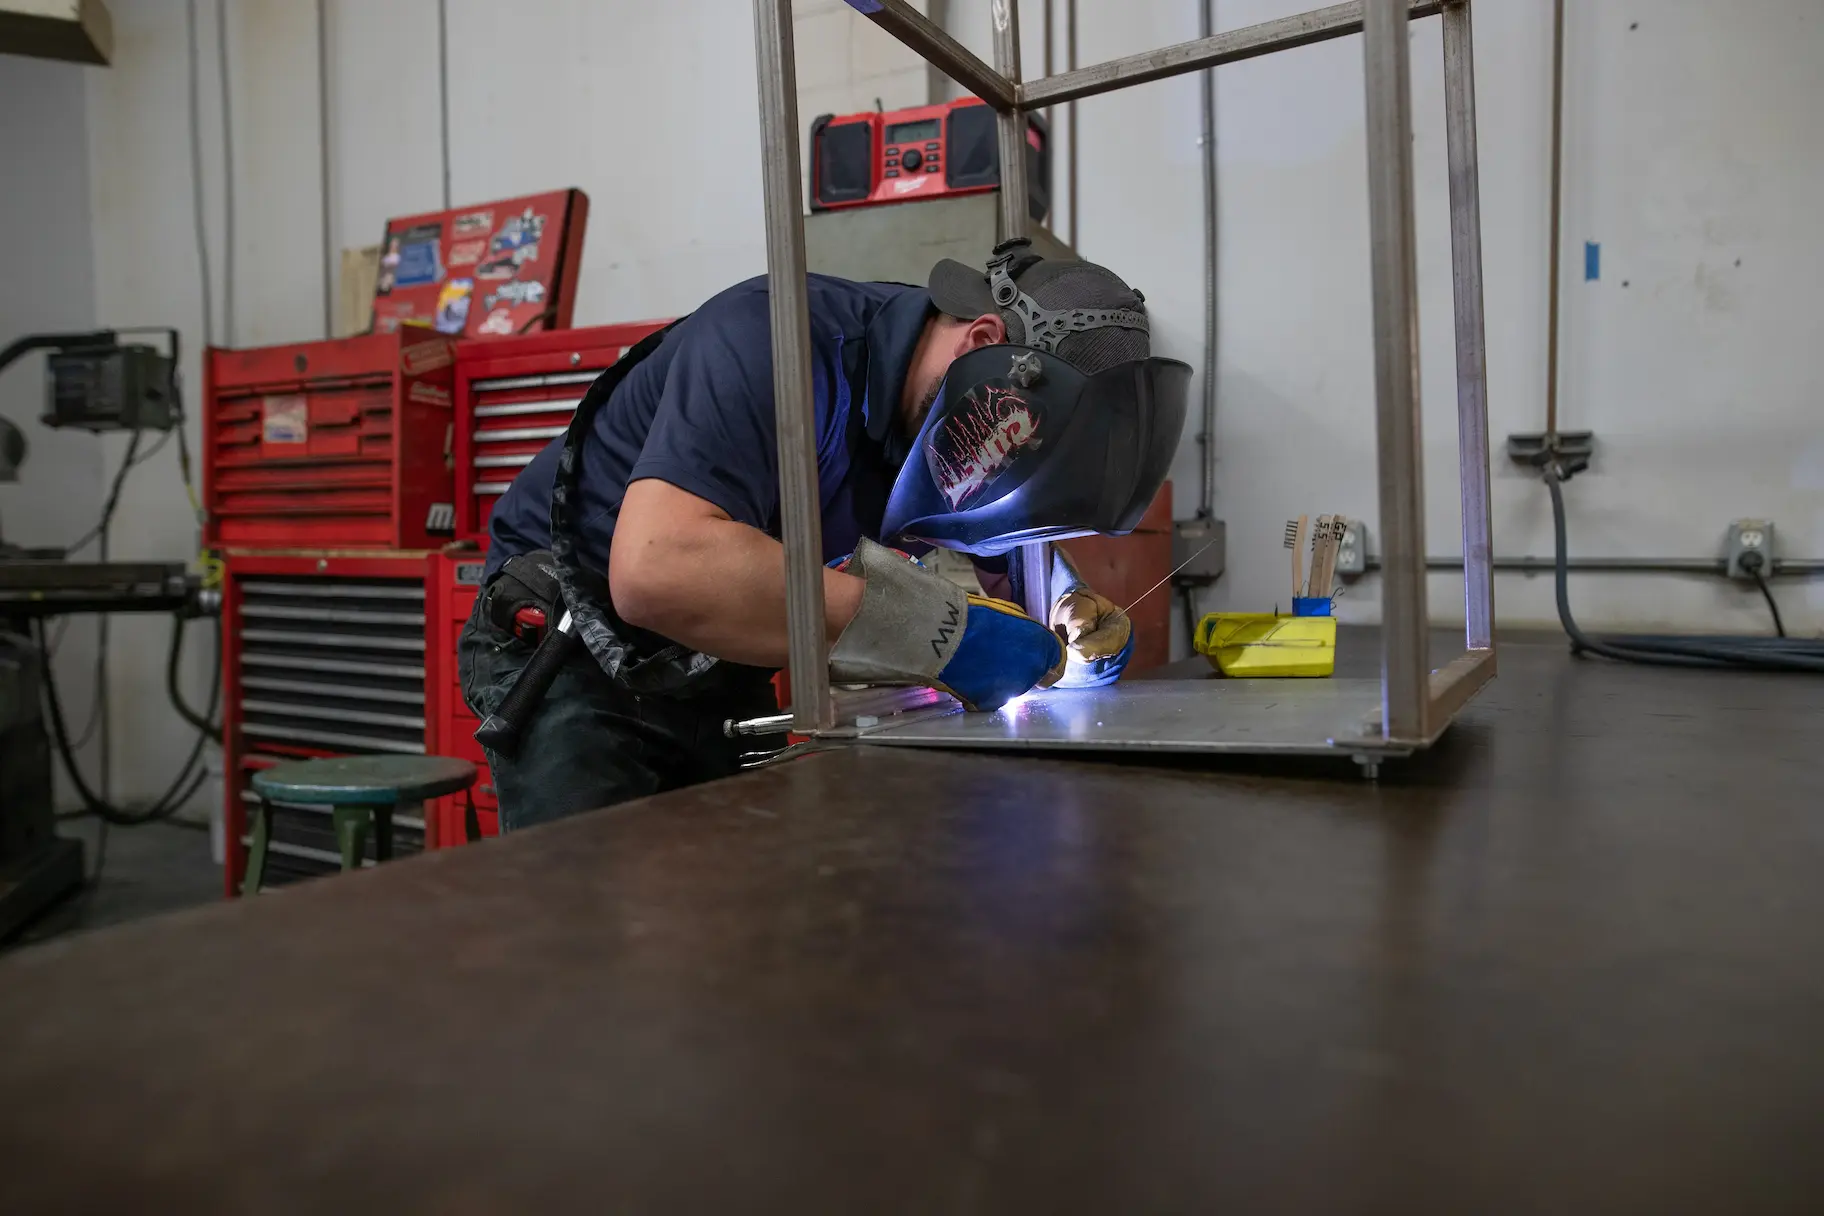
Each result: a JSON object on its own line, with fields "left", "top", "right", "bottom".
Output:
{"left": 1545, "top": 465, "right": 1823, "bottom": 673}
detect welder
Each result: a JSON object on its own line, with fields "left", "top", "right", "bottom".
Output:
{"left": 460, "top": 239, "right": 1189, "bottom": 830}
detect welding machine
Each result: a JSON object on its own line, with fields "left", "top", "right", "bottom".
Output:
{"left": 810, "top": 97, "right": 1050, "bottom": 221}
{"left": 0, "top": 330, "right": 180, "bottom": 433}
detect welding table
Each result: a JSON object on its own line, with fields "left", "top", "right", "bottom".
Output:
{"left": 2, "top": 632, "right": 1821, "bottom": 1212}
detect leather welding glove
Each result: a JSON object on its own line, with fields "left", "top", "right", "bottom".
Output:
{"left": 1048, "top": 547, "right": 1135, "bottom": 689}
{"left": 830, "top": 539, "right": 1066, "bottom": 711}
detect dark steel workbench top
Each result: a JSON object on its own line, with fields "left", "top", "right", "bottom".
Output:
{"left": 3, "top": 635, "right": 1820, "bottom": 1213}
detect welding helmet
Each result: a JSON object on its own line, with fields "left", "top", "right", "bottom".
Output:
{"left": 881, "top": 240, "right": 1191, "bottom": 556}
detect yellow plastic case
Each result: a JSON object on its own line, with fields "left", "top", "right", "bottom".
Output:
{"left": 1194, "top": 612, "right": 1337, "bottom": 678}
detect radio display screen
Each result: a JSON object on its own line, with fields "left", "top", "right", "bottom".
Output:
{"left": 885, "top": 118, "right": 941, "bottom": 146}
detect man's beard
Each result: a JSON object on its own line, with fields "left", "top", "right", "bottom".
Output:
{"left": 910, "top": 377, "right": 943, "bottom": 428}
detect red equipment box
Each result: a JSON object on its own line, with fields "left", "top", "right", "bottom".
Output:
{"left": 204, "top": 331, "right": 457, "bottom": 550}
{"left": 810, "top": 97, "right": 1049, "bottom": 220}
{"left": 427, "top": 549, "right": 499, "bottom": 844}
{"left": 220, "top": 552, "right": 441, "bottom": 895}
{"left": 371, "top": 189, "right": 589, "bottom": 340}
{"left": 452, "top": 320, "right": 672, "bottom": 542}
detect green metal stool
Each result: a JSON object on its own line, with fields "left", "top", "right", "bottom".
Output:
{"left": 245, "top": 756, "right": 478, "bottom": 895}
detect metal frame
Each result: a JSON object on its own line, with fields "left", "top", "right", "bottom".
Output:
{"left": 752, "top": 0, "right": 1496, "bottom": 750}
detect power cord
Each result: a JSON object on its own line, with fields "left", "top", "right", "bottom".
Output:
{"left": 35, "top": 612, "right": 219, "bottom": 828}
{"left": 1544, "top": 463, "right": 1821, "bottom": 672}
{"left": 1742, "top": 557, "right": 1785, "bottom": 638}
{"left": 169, "top": 612, "right": 223, "bottom": 742}
{"left": 60, "top": 429, "right": 143, "bottom": 558}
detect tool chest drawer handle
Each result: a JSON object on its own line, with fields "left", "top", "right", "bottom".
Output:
{"left": 473, "top": 398, "right": 584, "bottom": 419}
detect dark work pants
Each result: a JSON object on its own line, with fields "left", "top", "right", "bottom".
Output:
{"left": 457, "top": 588, "right": 782, "bottom": 833}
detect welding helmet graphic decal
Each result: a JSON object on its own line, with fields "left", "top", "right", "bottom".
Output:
{"left": 881, "top": 343, "right": 1191, "bottom": 556}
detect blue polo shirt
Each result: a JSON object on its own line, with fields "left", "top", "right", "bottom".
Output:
{"left": 483, "top": 274, "right": 934, "bottom": 582}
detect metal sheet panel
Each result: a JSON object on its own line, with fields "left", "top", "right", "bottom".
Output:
{"left": 853, "top": 677, "right": 1404, "bottom": 755}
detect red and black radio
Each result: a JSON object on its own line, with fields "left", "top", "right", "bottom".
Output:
{"left": 810, "top": 97, "right": 1049, "bottom": 221}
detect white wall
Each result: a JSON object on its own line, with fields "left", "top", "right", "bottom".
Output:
{"left": 947, "top": 0, "right": 1824, "bottom": 643}
{"left": 36, "top": 0, "right": 1824, "bottom": 802}
{"left": 83, "top": 0, "right": 226, "bottom": 816}
{"left": 0, "top": 49, "right": 105, "bottom": 810}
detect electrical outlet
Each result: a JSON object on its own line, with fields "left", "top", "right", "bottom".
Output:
{"left": 1335, "top": 519, "right": 1368, "bottom": 577}
{"left": 1725, "top": 518, "right": 1775, "bottom": 581}
{"left": 1171, "top": 518, "right": 1226, "bottom": 585}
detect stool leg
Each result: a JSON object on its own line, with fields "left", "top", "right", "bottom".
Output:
{"left": 373, "top": 805, "right": 396, "bottom": 862}
{"left": 332, "top": 805, "right": 371, "bottom": 872}
{"left": 464, "top": 790, "right": 481, "bottom": 844}
{"left": 243, "top": 797, "right": 274, "bottom": 896}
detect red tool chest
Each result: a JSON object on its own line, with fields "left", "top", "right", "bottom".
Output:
{"left": 452, "top": 320, "right": 671, "bottom": 541}
{"left": 204, "top": 331, "right": 458, "bottom": 551}
{"left": 220, "top": 552, "right": 440, "bottom": 894}
{"left": 427, "top": 549, "right": 499, "bottom": 844}
{"left": 1056, "top": 481, "right": 1174, "bottom": 673}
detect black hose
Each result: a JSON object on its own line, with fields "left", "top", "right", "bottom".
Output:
{"left": 0, "top": 331, "right": 116, "bottom": 378}
{"left": 169, "top": 613, "right": 224, "bottom": 742}
{"left": 34, "top": 613, "right": 223, "bottom": 826}
{"left": 61, "top": 429, "right": 143, "bottom": 558}
{"left": 1545, "top": 467, "right": 1823, "bottom": 673}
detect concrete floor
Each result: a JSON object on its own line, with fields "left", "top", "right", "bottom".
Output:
{"left": 7, "top": 818, "right": 219, "bottom": 953}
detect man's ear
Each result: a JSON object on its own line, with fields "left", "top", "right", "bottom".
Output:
{"left": 953, "top": 312, "right": 1007, "bottom": 355}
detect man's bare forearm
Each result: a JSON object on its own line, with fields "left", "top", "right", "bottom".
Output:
{"left": 609, "top": 480, "right": 864, "bottom": 667}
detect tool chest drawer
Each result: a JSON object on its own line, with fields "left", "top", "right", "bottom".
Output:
{"left": 427, "top": 550, "right": 499, "bottom": 845}
{"left": 221, "top": 553, "right": 438, "bottom": 894}
{"left": 452, "top": 320, "right": 671, "bottom": 541}
{"left": 205, "top": 332, "right": 457, "bottom": 550}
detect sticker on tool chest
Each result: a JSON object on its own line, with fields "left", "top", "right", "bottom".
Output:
{"left": 261, "top": 395, "right": 308, "bottom": 444}
{"left": 401, "top": 340, "right": 453, "bottom": 376}
{"left": 454, "top": 561, "right": 485, "bottom": 586}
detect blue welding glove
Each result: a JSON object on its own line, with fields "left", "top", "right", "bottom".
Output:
{"left": 830, "top": 539, "right": 1065, "bottom": 711}
{"left": 1048, "top": 548, "right": 1134, "bottom": 689}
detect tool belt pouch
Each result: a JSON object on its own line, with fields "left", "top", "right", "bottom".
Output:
{"left": 483, "top": 551, "right": 565, "bottom": 635}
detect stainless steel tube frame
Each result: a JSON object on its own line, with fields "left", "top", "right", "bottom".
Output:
{"left": 1019, "top": 0, "right": 1444, "bottom": 108}
{"left": 990, "top": 0, "right": 1052, "bottom": 622}
{"left": 752, "top": 0, "right": 834, "bottom": 733}
{"left": 1362, "top": 0, "right": 1428, "bottom": 741}
{"left": 756, "top": 0, "right": 1496, "bottom": 747}
{"left": 853, "top": 0, "right": 1014, "bottom": 110}
{"left": 1442, "top": 0, "right": 1495, "bottom": 655}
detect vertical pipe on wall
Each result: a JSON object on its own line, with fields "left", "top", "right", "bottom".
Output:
{"left": 437, "top": 0, "right": 452, "bottom": 209}
{"left": 1543, "top": 0, "right": 1565, "bottom": 441}
{"left": 1361, "top": 0, "right": 1428, "bottom": 741}
{"left": 216, "top": 0, "right": 235, "bottom": 346}
{"left": 1442, "top": 1, "right": 1495, "bottom": 653}
{"left": 752, "top": 0, "right": 833, "bottom": 732}
{"left": 317, "top": 0, "right": 333, "bottom": 339}
{"left": 927, "top": 0, "right": 951, "bottom": 104}
{"left": 184, "top": 0, "right": 215, "bottom": 348}
{"left": 1196, "top": 0, "right": 1217, "bottom": 521}
{"left": 1065, "top": 0, "right": 1077, "bottom": 249}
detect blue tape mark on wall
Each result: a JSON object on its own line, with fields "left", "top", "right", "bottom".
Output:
{"left": 1585, "top": 241, "right": 1601, "bottom": 281}
{"left": 845, "top": 0, "right": 885, "bottom": 12}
